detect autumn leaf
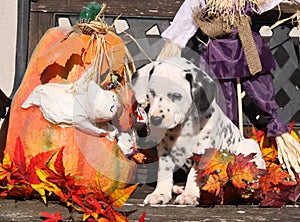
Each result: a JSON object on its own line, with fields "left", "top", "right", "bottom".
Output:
{"left": 258, "top": 165, "right": 294, "bottom": 195}
{"left": 52, "top": 147, "right": 65, "bottom": 176}
{"left": 287, "top": 182, "right": 300, "bottom": 203}
{"left": 227, "top": 153, "right": 259, "bottom": 189}
{"left": 108, "top": 183, "right": 138, "bottom": 208}
{"left": 25, "top": 149, "right": 57, "bottom": 184}
{"left": 194, "top": 148, "right": 234, "bottom": 180}
{"left": 0, "top": 153, "right": 17, "bottom": 183}
{"left": 111, "top": 210, "right": 130, "bottom": 222}
{"left": 46, "top": 147, "right": 84, "bottom": 196}
{"left": 139, "top": 212, "right": 146, "bottom": 222}
{"left": 201, "top": 174, "right": 222, "bottom": 196}
{"left": 249, "top": 126, "right": 264, "bottom": 143}
{"left": 33, "top": 168, "right": 65, "bottom": 203}
{"left": 260, "top": 190, "right": 288, "bottom": 208}
{"left": 40, "top": 211, "right": 64, "bottom": 222}
{"left": 261, "top": 147, "right": 277, "bottom": 163}
{"left": 13, "top": 137, "right": 27, "bottom": 176}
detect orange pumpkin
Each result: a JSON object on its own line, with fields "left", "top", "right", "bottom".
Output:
{"left": 5, "top": 26, "right": 136, "bottom": 190}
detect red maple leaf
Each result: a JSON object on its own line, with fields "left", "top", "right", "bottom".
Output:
{"left": 227, "top": 153, "right": 260, "bottom": 189}
{"left": 11, "top": 138, "right": 57, "bottom": 185}
{"left": 40, "top": 211, "right": 64, "bottom": 222}
{"left": 138, "top": 212, "right": 146, "bottom": 222}
{"left": 25, "top": 150, "right": 57, "bottom": 184}
{"left": 289, "top": 120, "right": 295, "bottom": 133}
{"left": 260, "top": 189, "right": 290, "bottom": 208}
{"left": 249, "top": 126, "right": 265, "bottom": 143}
{"left": 46, "top": 147, "right": 81, "bottom": 193}
{"left": 13, "top": 137, "right": 27, "bottom": 176}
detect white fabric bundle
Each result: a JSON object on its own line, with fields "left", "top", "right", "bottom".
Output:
{"left": 22, "top": 80, "right": 119, "bottom": 139}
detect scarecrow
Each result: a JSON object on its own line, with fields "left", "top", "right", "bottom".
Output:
{"left": 157, "top": 0, "right": 300, "bottom": 179}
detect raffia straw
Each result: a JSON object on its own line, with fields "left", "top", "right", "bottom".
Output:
{"left": 270, "top": 13, "right": 298, "bottom": 30}
{"left": 199, "top": 0, "right": 259, "bottom": 25}
{"left": 73, "top": 2, "right": 137, "bottom": 99}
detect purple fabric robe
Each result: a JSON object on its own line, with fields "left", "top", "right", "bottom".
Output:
{"left": 198, "top": 4, "right": 289, "bottom": 137}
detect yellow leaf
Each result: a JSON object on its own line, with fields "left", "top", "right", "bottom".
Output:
{"left": 35, "top": 168, "right": 50, "bottom": 182}
{"left": 202, "top": 174, "right": 221, "bottom": 196}
{"left": 34, "top": 168, "right": 65, "bottom": 201}
{"left": 31, "top": 183, "right": 47, "bottom": 204}
{"left": 291, "top": 130, "right": 300, "bottom": 142}
{"left": 83, "top": 212, "right": 98, "bottom": 221}
{"left": 1, "top": 153, "right": 12, "bottom": 168}
{"left": 109, "top": 184, "right": 138, "bottom": 208}
{"left": 262, "top": 148, "right": 277, "bottom": 162}
{"left": 83, "top": 213, "right": 90, "bottom": 221}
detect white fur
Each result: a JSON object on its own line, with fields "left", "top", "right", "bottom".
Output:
{"left": 133, "top": 57, "right": 266, "bottom": 205}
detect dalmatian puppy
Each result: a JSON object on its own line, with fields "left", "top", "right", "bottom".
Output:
{"left": 132, "top": 57, "right": 266, "bottom": 205}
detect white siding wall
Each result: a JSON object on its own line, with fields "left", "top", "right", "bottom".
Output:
{"left": 0, "top": 0, "right": 17, "bottom": 97}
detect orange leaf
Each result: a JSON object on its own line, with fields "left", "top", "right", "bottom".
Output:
{"left": 202, "top": 174, "right": 221, "bottom": 196}
{"left": 197, "top": 148, "right": 234, "bottom": 180}
{"left": 259, "top": 165, "right": 294, "bottom": 195}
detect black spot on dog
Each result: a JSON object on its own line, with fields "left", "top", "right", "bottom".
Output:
{"left": 150, "top": 89, "right": 155, "bottom": 97}
{"left": 165, "top": 167, "right": 171, "bottom": 171}
{"left": 149, "top": 66, "right": 155, "bottom": 79}
{"left": 211, "top": 139, "right": 216, "bottom": 147}
{"left": 227, "top": 138, "right": 232, "bottom": 146}
{"left": 169, "top": 136, "right": 174, "bottom": 141}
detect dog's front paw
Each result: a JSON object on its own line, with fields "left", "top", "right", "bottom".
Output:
{"left": 174, "top": 193, "right": 199, "bottom": 205}
{"left": 143, "top": 192, "right": 172, "bottom": 205}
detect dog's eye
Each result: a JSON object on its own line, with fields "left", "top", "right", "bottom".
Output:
{"left": 167, "top": 92, "right": 182, "bottom": 102}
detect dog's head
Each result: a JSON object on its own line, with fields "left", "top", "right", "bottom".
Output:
{"left": 132, "top": 57, "right": 217, "bottom": 129}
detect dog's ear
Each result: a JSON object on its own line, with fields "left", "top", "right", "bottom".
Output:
{"left": 132, "top": 62, "right": 155, "bottom": 104}
{"left": 185, "top": 70, "right": 217, "bottom": 114}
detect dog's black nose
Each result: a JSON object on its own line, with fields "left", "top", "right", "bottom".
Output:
{"left": 150, "top": 116, "right": 162, "bottom": 126}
